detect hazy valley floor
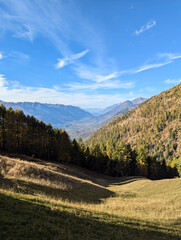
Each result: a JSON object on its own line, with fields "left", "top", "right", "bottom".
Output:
{"left": 0, "top": 154, "right": 181, "bottom": 240}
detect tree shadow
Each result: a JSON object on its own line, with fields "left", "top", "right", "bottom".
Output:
{"left": 108, "top": 176, "right": 146, "bottom": 186}
{"left": 0, "top": 153, "right": 146, "bottom": 189}
{"left": 0, "top": 193, "right": 180, "bottom": 240}
{"left": 92, "top": 176, "right": 146, "bottom": 188}
{"left": 0, "top": 152, "right": 49, "bottom": 166}
{"left": 0, "top": 176, "right": 115, "bottom": 204}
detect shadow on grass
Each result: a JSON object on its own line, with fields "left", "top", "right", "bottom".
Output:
{"left": 109, "top": 176, "right": 146, "bottom": 186}
{"left": 0, "top": 153, "right": 147, "bottom": 189}
{"left": 95, "top": 176, "right": 146, "bottom": 188}
{"left": 0, "top": 193, "right": 180, "bottom": 240}
{"left": 0, "top": 176, "right": 115, "bottom": 204}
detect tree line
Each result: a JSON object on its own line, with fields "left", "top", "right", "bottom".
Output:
{"left": 0, "top": 104, "right": 179, "bottom": 179}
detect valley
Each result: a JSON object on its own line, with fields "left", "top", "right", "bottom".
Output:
{"left": 1, "top": 1, "right": 181, "bottom": 239}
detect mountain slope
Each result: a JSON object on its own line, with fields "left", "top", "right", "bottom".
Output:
{"left": 87, "top": 84, "right": 181, "bottom": 162}
{"left": 0, "top": 101, "right": 92, "bottom": 126}
{"left": 69, "top": 104, "right": 139, "bottom": 140}
{"left": 66, "top": 98, "right": 147, "bottom": 139}
{"left": 97, "top": 103, "right": 119, "bottom": 115}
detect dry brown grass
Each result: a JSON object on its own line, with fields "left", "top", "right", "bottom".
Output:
{"left": 0, "top": 154, "right": 113, "bottom": 202}
{"left": 0, "top": 154, "right": 181, "bottom": 239}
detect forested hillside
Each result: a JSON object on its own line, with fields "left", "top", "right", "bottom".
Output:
{"left": 87, "top": 84, "right": 181, "bottom": 174}
{"left": 0, "top": 104, "right": 178, "bottom": 179}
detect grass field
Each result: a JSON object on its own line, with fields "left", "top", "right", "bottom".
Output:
{"left": 0, "top": 154, "right": 181, "bottom": 240}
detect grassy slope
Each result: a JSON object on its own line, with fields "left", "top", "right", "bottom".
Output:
{"left": 0, "top": 154, "right": 181, "bottom": 240}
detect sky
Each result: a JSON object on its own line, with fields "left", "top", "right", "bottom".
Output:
{"left": 0, "top": 0, "right": 181, "bottom": 109}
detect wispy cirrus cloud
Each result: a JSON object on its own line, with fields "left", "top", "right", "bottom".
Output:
{"left": 76, "top": 52, "right": 181, "bottom": 81}
{"left": 135, "top": 19, "right": 156, "bottom": 36}
{"left": 0, "top": 1, "right": 181, "bottom": 108}
{"left": 67, "top": 80, "right": 135, "bottom": 91}
{"left": 157, "top": 52, "right": 181, "bottom": 61}
{"left": 56, "top": 49, "right": 89, "bottom": 69}
{"left": 164, "top": 79, "right": 181, "bottom": 84}
{"left": 0, "top": 0, "right": 130, "bottom": 94}
{"left": 133, "top": 52, "right": 181, "bottom": 73}
{"left": 74, "top": 53, "right": 181, "bottom": 81}
{"left": 0, "top": 0, "right": 103, "bottom": 62}
{"left": 0, "top": 0, "right": 72, "bottom": 54}
{"left": 96, "top": 72, "right": 120, "bottom": 83}
{"left": 0, "top": 0, "right": 110, "bottom": 88}
{"left": 73, "top": 67, "right": 123, "bottom": 83}
{"left": 66, "top": 52, "right": 181, "bottom": 91}
{"left": 0, "top": 51, "right": 29, "bottom": 62}
{"left": 134, "top": 62, "right": 167, "bottom": 73}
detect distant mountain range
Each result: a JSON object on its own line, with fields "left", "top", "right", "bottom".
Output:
{"left": 0, "top": 101, "right": 93, "bottom": 125}
{"left": 0, "top": 97, "right": 147, "bottom": 139}
{"left": 65, "top": 98, "right": 147, "bottom": 139}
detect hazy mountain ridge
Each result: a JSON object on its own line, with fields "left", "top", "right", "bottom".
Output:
{"left": 65, "top": 98, "right": 147, "bottom": 139}
{"left": 97, "top": 103, "right": 119, "bottom": 115}
{"left": 87, "top": 84, "right": 181, "bottom": 162}
{"left": 0, "top": 101, "right": 93, "bottom": 125}
{"left": 69, "top": 104, "right": 139, "bottom": 140}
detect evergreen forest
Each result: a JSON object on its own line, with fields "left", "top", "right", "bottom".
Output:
{"left": 0, "top": 104, "right": 178, "bottom": 179}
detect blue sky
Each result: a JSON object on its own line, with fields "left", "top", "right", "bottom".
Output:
{"left": 0, "top": 0, "right": 181, "bottom": 108}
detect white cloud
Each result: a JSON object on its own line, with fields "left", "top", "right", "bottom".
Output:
{"left": 135, "top": 20, "right": 156, "bottom": 36}
{"left": 134, "top": 62, "right": 169, "bottom": 73}
{"left": 0, "top": 75, "right": 137, "bottom": 108}
{"left": 0, "top": 1, "right": 103, "bottom": 62}
{"left": 74, "top": 52, "right": 181, "bottom": 83}
{"left": 0, "top": 0, "right": 112, "bottom": 92}
{"left": 72, "top": 62, "right": 130, "bottom": 84}
{"left": 67, "top": 80, "right": 135, "bottom": 91}
{"left": 96, "top": 72, "right": 120, "bottom": 83}
{"left": 0, "top": 74, "right": 8, "bottom": 87}
{"left": 164, "top": 79, "right": 181, "bottom": 84}
{"left": 157, "top": 52, "right": 181, "bottom": 61}
{"left": 56, "top": 49, "right": 89, "bottom": 69}
{"left": 1, "top": 2, "right": 179, "bottom": 94}
{"left": 0, "top": 52, "right": 3, "bottom": 60}
{"left": 133, "top": 53, "right": 181, "bottom": 73}
{"left": 0, "top": 0, "right": 71, "bottom": 55}
{"left": 68, "top": 52, "right": 181, "bottom": 91}
{"left": 0, "top": 2, "right": 181, "bottom": 105}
